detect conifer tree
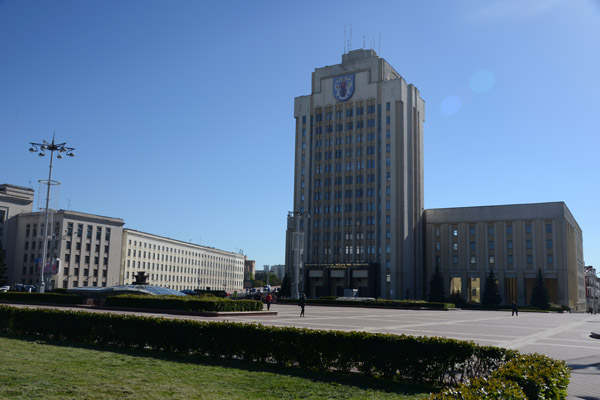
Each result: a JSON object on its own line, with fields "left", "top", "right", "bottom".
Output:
{"left": 428, "top": 265, "right": 446, "bottom": 302}
{"left": 280, "top": 274, "right": 292, "bottom": 297}
{"left": 0, "top": 247, "right": 7, "bottom": 286}
{"left": 482, "top": 269, "right": 502, "bottom": 306}
{"left": 530, "top": 268, "right": 550, "bottom": 310}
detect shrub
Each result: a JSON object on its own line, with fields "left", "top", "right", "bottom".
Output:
{"left": 0, "top": 305, "right": 570, "bottom": 398}
{"left": 104, "top": 294, "right": 262, "bottom": 312}
{"left": 0, "top": 292, "right": 83, "bottom": 305}
{"left": 277, "top": 298, "right": 454, "bottom": 310}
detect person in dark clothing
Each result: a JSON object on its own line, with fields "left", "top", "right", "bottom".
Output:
{"left": 299, "top": 293, "right": 306, "bottom": 317}
{"left": 512, "top": 301, "right": 519, "bottom": 316}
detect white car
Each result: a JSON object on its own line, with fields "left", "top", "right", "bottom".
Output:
{"left": 0, "top": 286, "right": 9, "bottom": 292}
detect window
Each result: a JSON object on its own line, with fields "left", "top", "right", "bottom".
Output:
{"left": 547, "top": 254, "right": 553, "bottom": 264}
{"left": 435, "top": 228, "right": 441, "bottom": 237}
{"left": 489, "top": 256, "right": 495, "bottom": 264}
{"left": 470, "top": 241, "right": 476, "bottom": 250}
{"left": 452, "top": 228, "right": 458, "bottom": 237}
{"left": 526, "top": 240, "right": 532, "bottom": 249}
{"left": 546, "top": 239, "right": 553, "bottom": 249}
{"left": 488, "top": 225, "right": 494, "bottom": 235}
{"left": 469, "top": 226, "right": 475, "bottom": 236}
{"left": 508, "top": 255, "right": 513, "bottom": 264}
{"left": 506, "top": 225, "right": 513, "bottom": 235}
{"left": 526, "top": 255, "right": 533, "bottom": 264}
{"left": 452, "top": 255, "right": 458, "bottom": 264}
{"left": 470, "top": 256, "right": 476, "bottom": 264}
{"left": 452, "top": 243, "right": 458, "bottom": 251}
{"left": 435, "top": 242, "right": 441, "bottom": 251}
{"left": 525, "top": 224, "right": 532, "bottom": 234}
{"left": 507, "top": 240, "right": 513, "bottom": 249}
{"left": 488, "top": 241, "right": 494, "bottom": 250}
{"left": 546, "top": 223, "right": 552, "bottom": 233}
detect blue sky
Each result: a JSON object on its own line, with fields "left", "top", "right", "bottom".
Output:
{"left": 1, "top": 0, "right": 599, "bottom": 271}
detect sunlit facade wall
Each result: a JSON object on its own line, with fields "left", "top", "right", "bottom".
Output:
{"left": 121, "top": 229, "right": 245, "bottom": 293}
{"left": 289, "top": 49, "right": 425, "bottom": 299}
{"left": 424, "top": 202, "right": 585, "bottom": 311}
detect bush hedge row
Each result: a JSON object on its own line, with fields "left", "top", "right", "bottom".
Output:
{"left": 430, "top": 353, "right": 570, "bottom": 399}
{"left": 0, "top": 292, "right": 84, "bottom": 305}
{"left": 0, "top": 304, "right": 569, "bottom": 399}
{"left": 105, "top": 294, "right": 263, "bottom": 312}
{"left": 278, "top": 297, "right": 454, "bottom": 310}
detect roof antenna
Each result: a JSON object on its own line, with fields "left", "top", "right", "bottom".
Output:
{"left": 363, "top": 34, "right": 365, "bottom": 49}
{"left": 379, "top": 32, "right": 381, "bottom": 55}
{"left": 344, "top": 24, "right": 346, "bottom": 54}
{"left": 349, "top": 25, "right": 352, "bottom": 51}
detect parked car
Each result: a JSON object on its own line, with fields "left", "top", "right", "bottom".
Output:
{"left": 1, "top": 286, "right": 10, "bottom": 292}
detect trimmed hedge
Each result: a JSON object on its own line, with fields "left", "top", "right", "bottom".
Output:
{"left": 278, "top": 298, "right": 454, "bottom": 310}
{"left": 0, "top": 292, "right": 84, "bottom": 305}
{"left": 0, "top": 305, "right": 570, "bottom": 398}
{"left": 104, "top": 294, "right": 262, "bottom": 312}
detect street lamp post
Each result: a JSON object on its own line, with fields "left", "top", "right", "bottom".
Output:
{"left": 29, "top": 134, "right": 75, "bottom": 293}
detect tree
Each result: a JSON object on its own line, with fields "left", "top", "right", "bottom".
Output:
{"left": 482, "top": 270, "right": 502, "bottom": 306}
{"left": 428, "top": 265, "right": 445, "bottom": 302}
{"left": 280, "top": 274, "right": 292, "bottom": 297}
{"left": 530, "top": 268, "right": 550, "bottom": 310}
{"left": 448, "top": 290, "right": 466, "bottom": 308}
{"left": 0, "top": 246, "right": 7, "bottom": 286}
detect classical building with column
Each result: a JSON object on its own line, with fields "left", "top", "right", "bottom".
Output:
{"left": 13, "top": 210, "right": 124, "bottom": 290}
{"left": 424, "top": 202, "right": 586, "bottom": 311}
{"left": 0, "top": 184, "right": 35, "bottom": 285}
{"left": 287, "top": 49, "right": 425, "bottom": 299}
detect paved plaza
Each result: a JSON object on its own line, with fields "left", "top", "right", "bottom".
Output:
{"left": 4, "top": 303, "right": 600, "bottom": 399}
{"left": 199, "top": 304, "right": 600, "bottom": 400}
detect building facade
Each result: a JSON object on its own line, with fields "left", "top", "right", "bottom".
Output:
{"left": 0, "top": 184, "right": 35, "bottom": 284}
{"left": 287, "top": 49, "right": 425, "bottom": 300}
{"left": 13, "top": 210, "right": 124, "bottom": 289}
{"left": 585, "top": 266, "right": 599, "bottom": 313}
{"left": 121, "top": 229, "right": 245, "bottom": 293}
{"left": 425, "top": 202, "right": 586, "bottom": 310}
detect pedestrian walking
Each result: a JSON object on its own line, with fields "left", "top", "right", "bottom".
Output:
{"left": 265, "top": 293, "right": 272, "bottom": 311}
{"left": 299, "top": 293, "right": 306, "bottom": 317}
{"left": 512, "top": 301, "right": 518, "bottom": 316}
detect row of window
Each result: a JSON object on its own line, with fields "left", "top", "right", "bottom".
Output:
{"left": 436, "top": 254, "right": 554, "bottom": 266}
{"left": 440, "top": 223, "right": 553, "bottom": 237}
{"left": 436, "top": 239, "right": 553, "bottom": 251}
{"left": 127, "top": 239, "right": 244, "bottom": 264}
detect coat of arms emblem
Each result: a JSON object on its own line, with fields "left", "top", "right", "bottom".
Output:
{"left": 333, "top": 74, "right": 354, "bottom": 102}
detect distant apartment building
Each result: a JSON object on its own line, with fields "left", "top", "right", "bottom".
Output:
{"left": 425, "top": 202, "right": 585, "bottom": 311}
{"left": 13, "top": 210, "right": 124, "bottom": 289}
{"left": 270, "top": 264, "right": 286, "bottom": 280}
{"left": 121, "top": 229, "right": 245, "bottom": 293}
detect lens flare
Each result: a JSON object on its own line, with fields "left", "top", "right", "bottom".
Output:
{"left": 470, "top": 70, "right": 495, "bottom": 94}
{"left": 440, "top": 96, "right": 463, "bottom": 115}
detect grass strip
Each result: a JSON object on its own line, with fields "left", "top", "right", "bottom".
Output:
{"left": 0, "top": 335, "right": 432, "bottom": 400}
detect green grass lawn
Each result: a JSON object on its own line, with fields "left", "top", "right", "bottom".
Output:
{"left": 0, "top": 335, "right": 432, "bottom": 399}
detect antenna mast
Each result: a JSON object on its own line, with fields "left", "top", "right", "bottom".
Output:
{"left": 349, "top": 25, "right": 352, "bottom": 51}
